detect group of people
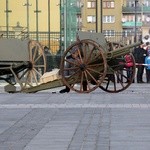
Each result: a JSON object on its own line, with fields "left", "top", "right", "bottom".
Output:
{"left": 133, "top": 43, "right": 150, "bottom": 83}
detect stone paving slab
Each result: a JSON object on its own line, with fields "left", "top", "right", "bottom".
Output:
{"left": 0, "top": 83, "right": 150, "bottom": 150}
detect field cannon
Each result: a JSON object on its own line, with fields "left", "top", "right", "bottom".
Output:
{"left": 21, "top": 31, "right": 141, "bottom": 93}
{"left": 0, "top": 38, "right": 46, "bottom": 92}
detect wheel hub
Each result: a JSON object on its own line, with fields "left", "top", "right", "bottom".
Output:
{"left": 80, "top": 64, "right": 86, "bottom": 71}
{"left": 28, "top": 61, "right": 33, "bottom": 70}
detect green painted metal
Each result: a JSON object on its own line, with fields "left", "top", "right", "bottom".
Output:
{"left": 60, "top": 0, "right": 81, "bottom": 50}
{"left": 122, "top": 21, "right": 142, "bottom": 27}
{"left": 22, "top": 79, "right": 64, "bottom": 93}
{"left": 106, "top": 41, "right": 141, "bottom": 59}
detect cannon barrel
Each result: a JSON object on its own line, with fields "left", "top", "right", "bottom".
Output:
{"left": 106, "top": 41, "right": 142, "bottom": 59}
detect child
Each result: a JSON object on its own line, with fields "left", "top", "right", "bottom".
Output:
{"left": 145, "top": 50, "right": 150, "bottom": 83}
{"left": 124, "top": 54, "right": 134, "bottom": 83}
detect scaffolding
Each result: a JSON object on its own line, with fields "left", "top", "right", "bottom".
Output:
{"left": 60, "top": 0, "right": 81, "bottom": 52}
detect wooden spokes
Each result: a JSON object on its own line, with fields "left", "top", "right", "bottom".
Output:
{"left": 60, "top": 39, "right": 107, "bottom": 93}
{"left": 19, "top": 40, "right": 46, "bottom": 90}
{"left": 100, "top": 53, "right": 136, "bottom": 93}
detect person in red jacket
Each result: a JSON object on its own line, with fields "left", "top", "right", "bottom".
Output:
{"left": 124, "top": 54, "right": 134, "bottom": 82}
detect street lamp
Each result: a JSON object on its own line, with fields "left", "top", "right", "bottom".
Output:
{"left": 23, "top": 0, "right": 32, "bottom": 35}
{"left": 48, "top": 0, "right": 50, "bottom": 49}
{"left": 96, "top": 0, "right": 98, "bottom": 32}
{"left": 134, "top": 0, "right": 138, "bottom": 42}
{"left": 5, "top": 0, "right": 12, "bottom": 38}
{"left": 101, "top": 0, "right": 103, "bottom": 33}
{"left": 34, "top": 0, "right": 41, "bottom": 41}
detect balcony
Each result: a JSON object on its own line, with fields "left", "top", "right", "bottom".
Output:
{"left": 122, "top": 21, "right": 142, "bottom": 27}
{"left": 122, "top": 6, "right": 141, "bottom": 13}
{"left": 142, "top": 21, "right": 150, "bottom": 27}
{"left": 122, "top": 6, "right": 150, "bottom": 14}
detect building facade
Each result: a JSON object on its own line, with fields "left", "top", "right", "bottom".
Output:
{"left": 81, "top": 0, "right": 123, "bottom": 33}
{"left": 122, "top": 0, "right": 150, "bottom": 40}
{"left": 0, "top": 0, "right": 60, "bottom": 33}
{"left": 1, "top": 0, "right": 150, "bottom": 50}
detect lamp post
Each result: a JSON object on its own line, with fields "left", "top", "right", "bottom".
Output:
{"left": 96, "top": 0, "right": 98, "bottom": 32}
{"left": 48, "top": 0, "right": 50, "bottom": 49}
{"left": 34, "top": 0, "right": 41, "bottom": 41}
{"left": 64, "top": 0, "right": 67, "bottom": 52}
{"left": 134, "top": 0, "right": 138, "bottom": 42}
{"left": 101, "top": 0, "right": 103, "bottom": 33}
{"left": 5, "top": 0, "right": 12, "bottom": 38}
{"left": 23, "top": 0, "right": 32, "bottom": 35}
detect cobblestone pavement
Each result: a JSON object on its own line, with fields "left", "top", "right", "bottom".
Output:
{"left": 0, "top": 83, "right": 150, "bottom": 150}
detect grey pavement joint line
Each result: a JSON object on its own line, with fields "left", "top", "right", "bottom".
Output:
{"left": 0, "top": 104, "right": 150, "bottom": 109}
{"left": 67, "top": 109, "right": 96, "bottom": 150}
{"left": 66, "top": 108, "right": 88, "bottom": 150}
{"left": 95, "top": 108, "right": 112, "bottom": 150}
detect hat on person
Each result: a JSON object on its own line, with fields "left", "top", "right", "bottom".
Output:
{"left": 70, "top": 46, "right": 79, "bottom": 54}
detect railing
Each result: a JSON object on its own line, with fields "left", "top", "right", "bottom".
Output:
{"left": 122, "top": 6, "right": 150, "bottom": 13}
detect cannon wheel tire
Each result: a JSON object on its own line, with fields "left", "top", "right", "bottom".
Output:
{"left": 19, "top": 40, "right": 46, "bottom": 90}
{"left": 60, "top": 39, "right": 107, "bottom": 93}
{"left": 99, "top": 42, "right": 136, "bottom": 93}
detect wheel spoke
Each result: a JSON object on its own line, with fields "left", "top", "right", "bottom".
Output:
{"left": 87, "top": 63, "right": 104, "bottom": 68}
{"left": 86, "top": 45, "right": 95, "bottom": 64}
{"left": 83, "top": 71, "right": 91, "bottom": 90}
{"left": 77, "top": 49, "right": 83, "bottom": 64}
{"left": 112, "top": 74, "right": 117, "bottom": 91}
{"left": 85, "top": 69, "right": 98, "bottom": 84}
{"left": 87, "top": 67, "right": 101, "bottom": 75}
{"left": 80, "top": 72, "right": 84, "bottom": 91}
{"left": 115, "top": 71, "right": 124, "bottom": 88}
{"left": 34, "top": 65, "right": 45, "bottom": 68}
{"left": 71, "top": 73, "right": 80, "bottom": 88}
{"left": 31, "top": 70, "right": 38, "bottom": 85}
{"left": 32, "top": 46, "right": 38, "bottom": 61}
{"left": 117, "top": 69, "right": 128, "bottom": 80}
{"left": 34, "top": 53, "right": 43, "bottom": 64}
{"left": 33, "top": 68, "right": 42, "bottom": 77}
{"left": 67, "top": 68, "right": 80, "bottom": 79}
{"left": 83, "top": 43, "right": 87, "bottom": 63}
{"left": 23, "top": 71, "right": 33, "bottom": 88}
{"left": 63, "top": 67, "right": 79, "bottom": 71}
{"left": 64, "top": 58, "right": 79, "bottom": 67}
{"left": 91, "top": 51, "right": 102, "bottom": 62}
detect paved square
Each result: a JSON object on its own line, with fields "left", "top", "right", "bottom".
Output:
{"left": 0, "top": 83, "right": 150, "bottom": 150}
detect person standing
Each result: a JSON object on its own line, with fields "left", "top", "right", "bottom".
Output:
{"left": 133, "top": 44, "right": 147, "bottom": 83}
{"left": 145, "top": 50, "right": 150, "bottom": 83}
{"left": 124, "top": 54, "right": 134, "bottom": 82}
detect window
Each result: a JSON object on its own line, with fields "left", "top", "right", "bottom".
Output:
{"left": 103, "top": 1, "right": 115, "bottom": 8}
{"left": 87, "top": 16, "right": 96, "bottom": 23}
{"left": 103, "top": 16, "right": 115, "bottom": 23}
{"left": 87, "top": 1, "right": 96, "bottom": 8}
{"left": 143, "top": 0, "right": 150, "bottom": 6}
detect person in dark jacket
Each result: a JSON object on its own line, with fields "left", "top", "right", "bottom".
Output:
{"left": 133, "top": 44, "right": 147, "bottom": 83}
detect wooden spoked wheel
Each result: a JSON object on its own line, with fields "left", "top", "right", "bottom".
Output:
{"left": 60, "top": 39, "right": 107, "bottom": 93}
{"left": 99, "top": 42, "right": 136, "bottom": 93}
{"left": 19, "top": 40, "right": 46, "bottom": 90}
